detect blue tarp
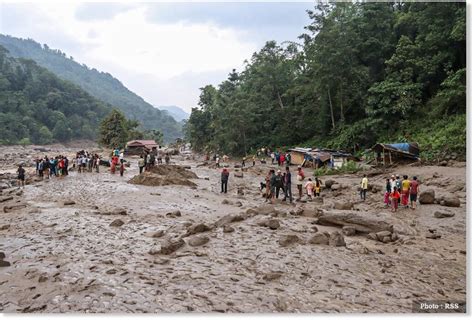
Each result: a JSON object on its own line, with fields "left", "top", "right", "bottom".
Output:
{"left": 387, "top": 143, "right": 411, "bottom": 152}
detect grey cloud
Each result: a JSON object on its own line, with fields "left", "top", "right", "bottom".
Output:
{"left": 75, "top": 2, "right": 137, "bottom": 21}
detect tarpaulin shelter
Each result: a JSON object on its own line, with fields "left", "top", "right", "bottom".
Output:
{"left": 372, "top": 142, "right": 420, "bottom": 165}
{"left": 288, "top": 147, "right": 357, "bottom": 168}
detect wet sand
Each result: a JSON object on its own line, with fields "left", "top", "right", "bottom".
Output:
{"left": 0, "top": 145, "right": 466, "bottom": 313}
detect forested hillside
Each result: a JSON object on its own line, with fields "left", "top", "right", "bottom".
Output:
{"left": 0, "top": 34, "right": 182, "bottom": 142}
{"left": 185, "top": 2, "right": 466, "bottom": 159}
{"left": 0, "top": 45, "right": 111, "bottom": 144}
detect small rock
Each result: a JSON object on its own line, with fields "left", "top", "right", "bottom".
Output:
{"left": 234, "top": 172, "right": 244, "bottom": 178}
{"left": 382, "top": 236, "right": 391, "bottom": 243}
{"left": 38, "top": 275, "right": 48, "bottom": 283}
{"left": 186, "top": 223, "right": 212, "bottom": 236}
{"left": 329, "top": 231, "right": 346, "bottom": 247}
{"left": 150, "top": 238, "right": 185, "bottom": 255}
{"left": 331, "top": 184, "right": 341, "bottom": 191}
{"left": 342, "top": 226, "right": 356, "bottom": 236}
{"left": 267, "top": 219, "right": 280, "bottom": 230}
{"left": 221, "top": 199, "right": 232, "bottom": 205}
{"left": 278, "top": 234, "right": 301, "bottom": 247}
{"left": 367, "top": 233, "right": 378, "bottom": 241}
{"left": 187, "top": 235, "right": 210, "bottom": 247}
{"left": 308, "top": 232, "right": 329, "bottom": 245}
{"left": 391, "top": 233, "right": 399, "bottom": 241}
{"left": 0, "top": 224, "right": 10, "bottom": 231}
{"left": 426, "top": 233, "right": 441, "bottom": 239}
{"left": 434, "top": 211, "right": 455, "bottom": 218}
{"left": 109, "top": 219, "right": 125, "bottom": 227}
{"left": 63, "top": 200, "right": 76, "bottom": 206}
{"left": 151, "top": 230, "right": 165, "bottom": 238}
{"left": 262, "top": 272, "right": 283, "bottom": 281}
{"left": 234, "top": 201, "right": 243, "bottom": 207}
{"left": 165, "top": 210, "right": 181, "bottom": 218}
{"left": 376, "top": 231, "right": 392, "bottom": 241}
{"left": 237, "top": 187, "right": 244, "bottom": 195}
{"left": 0, "top": 252, "right": 5, "bottom": 259}
{"left": 0, "top": 260, "right": 11, "bottom": 267}
{"left": 223, "top": 225, "right": 235, "bottom": 233}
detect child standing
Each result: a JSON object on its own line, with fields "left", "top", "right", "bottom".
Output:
{"left": 391, "top": 187, "right": 401, "bottom": 212}
{"left": 384, "top": 178, "right": 391, "bottom": 208}
{"left": 305, "top": 178, "right": 315, "bottom": 200}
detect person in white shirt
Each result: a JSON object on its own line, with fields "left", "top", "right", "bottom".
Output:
{"left": 360, "top": 174, "right": 368, "bottom": 200}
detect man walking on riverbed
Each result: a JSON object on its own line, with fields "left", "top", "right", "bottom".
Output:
{"left": 360, "top": 174, "right": 368, "bottom": 201}
{"left": 221, "top": 168, "right": 229, "bottom": 193}
{"left": 282, "top": 166, "right": 293, "bottom": 203}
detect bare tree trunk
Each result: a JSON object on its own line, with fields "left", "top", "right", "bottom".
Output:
{"left": 277, "top": 91, "right": 284, "bottom": 109}
{"left": 327, "top": 87, "right": 336, "bottom": 130}
{"left": 339, "top": 81, "right": 344, "bottom": 123}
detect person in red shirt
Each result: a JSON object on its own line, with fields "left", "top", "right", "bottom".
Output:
{"left": 391, "top": 187, "right": 401, "bottom": 212}
{"left": 409, "top": 176, "right": 420, "bottom": 210}
{"left": 279, "top": 153, "right": 285, "bottom": 166}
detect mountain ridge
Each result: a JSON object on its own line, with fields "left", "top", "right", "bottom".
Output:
{"left": 0, "top": 34, "right": 182, "bottom": 143}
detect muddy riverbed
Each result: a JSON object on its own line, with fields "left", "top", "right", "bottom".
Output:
{"left": 0, "top": 145, "right": 466, "bottom": 313}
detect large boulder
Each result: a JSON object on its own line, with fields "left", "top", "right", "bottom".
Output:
{"left": 308, "top": 232, "right": 329, "bottom": 245}
{"left": 187, "top": 235, "right": 210, "bottom": 247}
{"left": 419, "top": 189, "right": 435, "bottom": 204}
{"left": 325, "top": 179, "right": 336, "bottom": 189}
{"left": 438, "top": 194, "right": 461, "bottom": 207}
{"left": 329, "top": 231, "right": 346, "bottom": 247}
{"left": 434, "top": 211, "right": 455, "bottom": 218}
{"left": 342, "top": 226, "right": 356, "bottom": 236}
{"left": 333, "top": 201, "right": 353, "bottom": 210}
{"left": 278, "top": 235, "right": 302, "bottom": 247}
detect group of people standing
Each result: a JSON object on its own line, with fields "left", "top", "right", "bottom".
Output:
{"left": 270, "top": 151, "right": 291, "bottom": 166}
{"left": 137, "top": 150, "right": 171, "bottom": 174}
{"left": 262, "top": 166, "right": 323, "bottom": 203}
{"left": 384, "top": 174, "right": 420, "bottom": 212}
{"left": 74, "top": 151, "right": 101, "bottom": 174}
{"left": 35, "top": 155, "right": 69, "bottom": 179}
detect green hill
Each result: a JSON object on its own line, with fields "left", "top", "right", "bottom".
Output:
{"left": 0, "top": 34, "right": 182, "bottom": 143}
{"left": 0, "top": 45, "right": 112, "bottom": 145}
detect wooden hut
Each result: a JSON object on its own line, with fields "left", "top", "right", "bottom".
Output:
{"left": 125, "top": 140, "right": 158, "bottom": 155}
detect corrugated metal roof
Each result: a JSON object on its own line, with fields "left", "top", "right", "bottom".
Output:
{"left": 127, "top": 140, "right": 158, "bottom": 147}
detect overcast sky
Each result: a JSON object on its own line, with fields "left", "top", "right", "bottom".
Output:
{"left": 0, "top": 1, "right": 314, "bottom": 112}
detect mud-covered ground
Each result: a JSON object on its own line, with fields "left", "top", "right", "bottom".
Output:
{"left": 0, "top": 145, "right": 466, "bottom": 313}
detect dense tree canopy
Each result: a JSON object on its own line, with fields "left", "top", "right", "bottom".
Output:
{"left": 0, "top": 45, "right": 110, "bottom": 144}
{"left": 185, "top": 2, "right": 466, "bottom": 159}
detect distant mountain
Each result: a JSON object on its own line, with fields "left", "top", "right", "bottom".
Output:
{"left": 0, "top": 34, "right": 182, "bottom": 143}
{"left": 159, "top": 105, "right": 189, "bottom": 122}
{"left": 0, "top": 45, "right": 111, "bottom": 144}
